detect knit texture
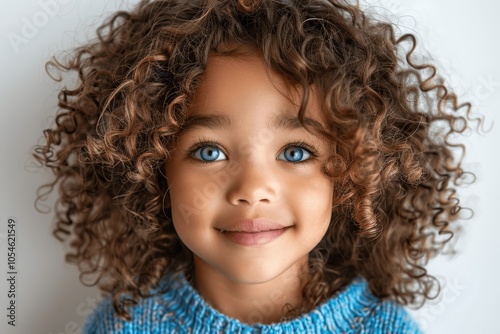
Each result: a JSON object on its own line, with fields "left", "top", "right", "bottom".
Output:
{"left": 81, "top": 272, "right": 422, "bottom": 333}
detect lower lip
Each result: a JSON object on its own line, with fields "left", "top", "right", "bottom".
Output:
{"left": 221, "top": 227, "right": 289, "bottom": 246}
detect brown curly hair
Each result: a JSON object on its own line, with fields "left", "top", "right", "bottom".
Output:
{"left": 33, "top": 0, "right": 478, "bottom": 322}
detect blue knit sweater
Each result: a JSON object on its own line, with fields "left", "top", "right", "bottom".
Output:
{"left": 81, "top": 271, "right": 422, "bottom": 333}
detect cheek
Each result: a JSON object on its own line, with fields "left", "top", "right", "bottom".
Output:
{"left": 294, "top": 175, "right": 333, "bottom": 213}
{"left": 167, "top": 169, "right": 210, "bottom": 249}
{"left": 167, "top": 160, "right": 207, "bottom": 204}
{"left": 166, "top": 162, "right": 223, "bottom": 231}
{"left": 291, "top": 176, "right": 333, "bottom": 236}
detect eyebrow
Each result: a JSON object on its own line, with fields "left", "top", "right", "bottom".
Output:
{"left": 272, "top": 112, "right": 324, "bottom": 130}
{"left": 179, "top": 111, "right": 323, "bottom": 133}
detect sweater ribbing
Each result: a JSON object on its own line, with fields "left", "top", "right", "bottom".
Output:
{"left": 82, "top": 272, "right": 421, "bottom": 333}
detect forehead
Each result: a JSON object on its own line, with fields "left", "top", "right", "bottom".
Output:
{"left": 186, "top": 51, "right": 326, "bottom": 130}
{"left": 198, "top": 52, "right": 300, "bottom": 105}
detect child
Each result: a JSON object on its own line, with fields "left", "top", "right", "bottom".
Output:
{"left": 33, "top": 0, "right": 477, "bottom": 332}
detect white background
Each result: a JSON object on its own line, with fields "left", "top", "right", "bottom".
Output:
{"left": 0, "top": 0, "right": 499, "bottom": 333}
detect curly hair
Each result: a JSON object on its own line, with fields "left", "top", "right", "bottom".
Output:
{"left": 33, "top": 0, "right": 478, "bottom": 322}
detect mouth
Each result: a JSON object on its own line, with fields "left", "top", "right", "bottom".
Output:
{"left": 216, "top": 218, "right": 290, "bottom": 233}
{"left": 216, "top": 227, "right": 288, "bottom": 233}
{"left": 215, "top": 218, "right": 292, "bottom": 245}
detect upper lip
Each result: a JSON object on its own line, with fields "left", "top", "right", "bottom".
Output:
{"left": 216, "top": 218, "right": 289, "bottom": 233}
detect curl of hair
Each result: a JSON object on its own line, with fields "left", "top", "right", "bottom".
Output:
{"left": 33, "top": 0, "right": 480, "bottom": 321}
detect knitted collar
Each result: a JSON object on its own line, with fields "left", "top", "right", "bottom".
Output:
{"left": 153, "top": 271, "right": 380, "bottom": 332}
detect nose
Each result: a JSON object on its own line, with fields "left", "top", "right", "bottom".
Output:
{"left": 226, "top": 160, "right": 278, "bottom": 206}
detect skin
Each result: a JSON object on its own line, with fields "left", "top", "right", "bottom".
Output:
{"left": 165, "top": 50, "right": 334, "bottom": 324}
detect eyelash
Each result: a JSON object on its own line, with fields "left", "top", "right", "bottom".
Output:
{"left": 186, "top": 137, "right": 319, "bottom": 166}
{"left": 279, "top": 141, "right": 319, "bottom": 166}
{"left": 186, "top": 138, "right": 222, "bottom": 166}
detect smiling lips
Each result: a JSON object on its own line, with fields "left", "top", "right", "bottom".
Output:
{"left": 216, "top": 218, "right": 291, "bottom": 245}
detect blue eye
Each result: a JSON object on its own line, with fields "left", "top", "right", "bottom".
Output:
{"left": 192, "top": 145, "right": 227, "bottom": 162}
{"left": 278, "top": 146, "right": 312, "bottom": 163}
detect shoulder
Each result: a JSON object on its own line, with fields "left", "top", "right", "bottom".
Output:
{"left": 308, "top": 276, "right": 422, "bottom": 333}
{"left": 81, "top": 273, "right": 186, "bottom": 334}
{"left": 81, "top": 297, "right": 118, "bottom": 334}
{"left": 361, "top": 298, "right": 422, "bottom": 334}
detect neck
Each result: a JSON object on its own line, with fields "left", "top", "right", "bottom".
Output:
{"left": 192, "top": 256, "right": 309, "bottom": 324}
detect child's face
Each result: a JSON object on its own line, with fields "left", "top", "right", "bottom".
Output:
{"left": 165, "top": 51, "right": 334, "bottom": 285}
